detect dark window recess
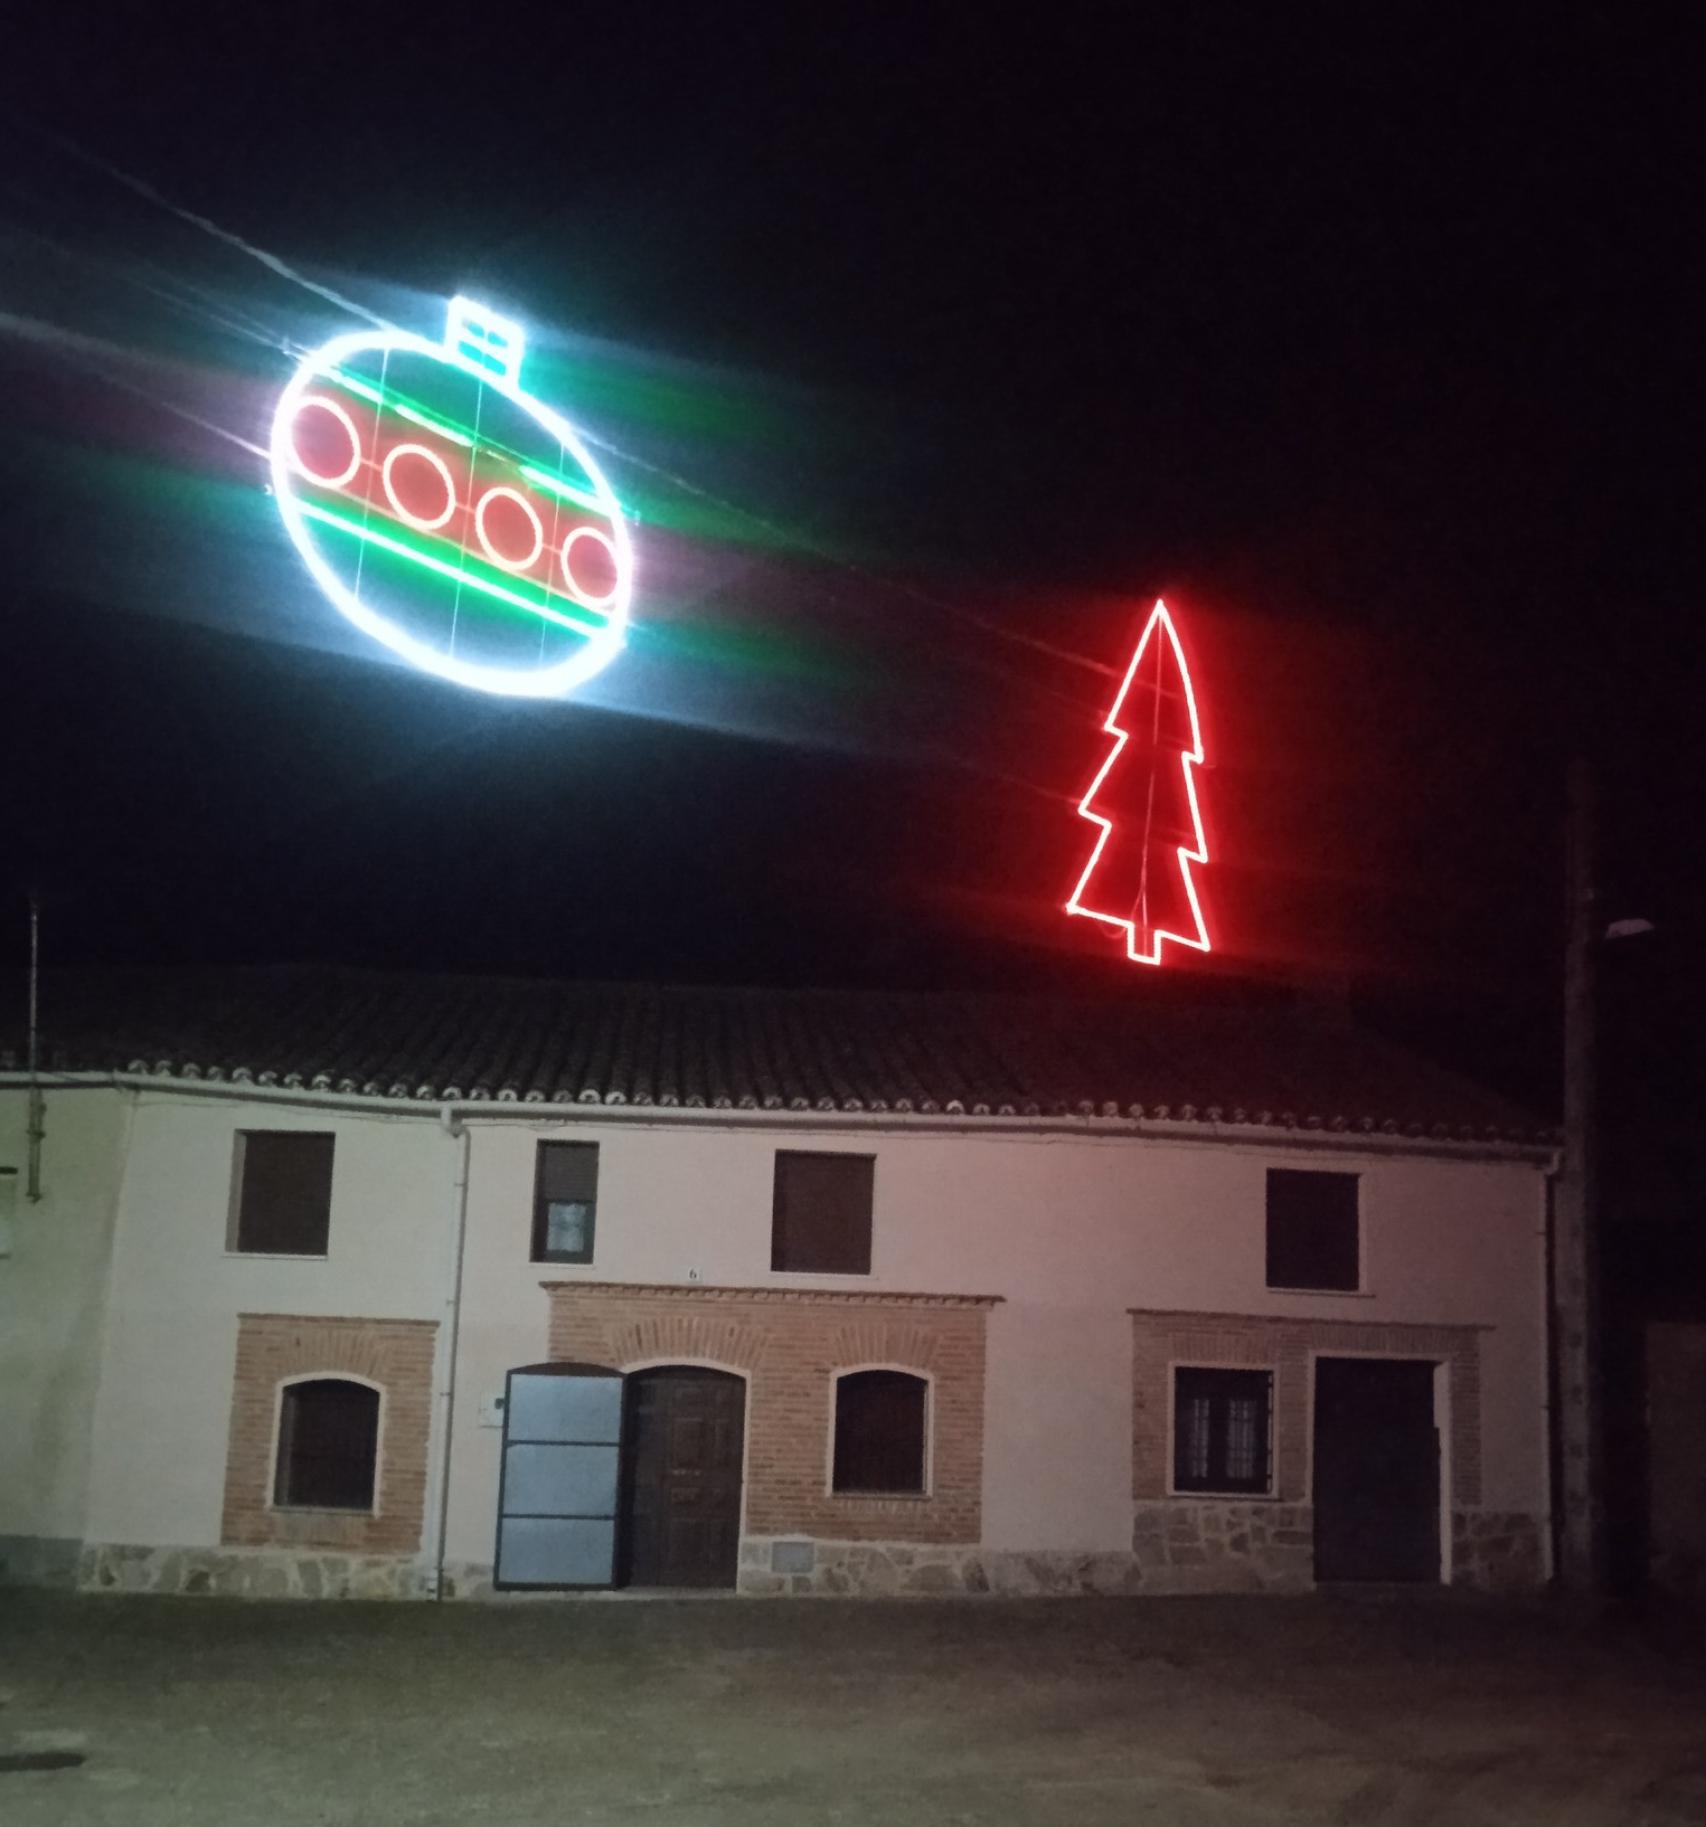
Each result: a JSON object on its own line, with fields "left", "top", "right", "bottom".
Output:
{"left": 771, "top": 1151, "right": 874, "bottom": 1274}
{"left": 231, "top": 1132, "right": 335, "bottom": 1255}
{"left": 833, "top": 1370, "right": 927, "bottom": 1494}
{"left": 274, "top": 1378, "right": 379, "bottom": 1510}
{"left": 1173, "top": 1367, "right": 1273, "bottom": 1494}
{"left": 1266, "top": 1168, "right": 1360, "bottom": 1291}
{"left": 533, "top": 1142, "right": 599, "bottom": 1263}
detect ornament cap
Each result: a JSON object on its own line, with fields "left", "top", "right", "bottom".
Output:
{"left": 446, "top": 295, "right": 525, "bottom": 386}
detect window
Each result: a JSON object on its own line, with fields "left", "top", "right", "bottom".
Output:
{"left": 833, "top": 1370, "right": 927, "bottom": 1494}
{"left": 771, "top": 1151, "right": 873, "bottom": 1274}
{"left": 230, "top": 1132, "right": 335, "bottom": 1255}
{"left": 1266, "top": 1168, "right": 1360, "bottom": 1291}
{"left": 1173, "top": 1367, "right": 1272, "bottom": 1494}
{"left": 532, "top": 1141, "right": 599, "bottom": 1264}
{"left": 274, "top": 1378, "right": 379, "bottom": 1510}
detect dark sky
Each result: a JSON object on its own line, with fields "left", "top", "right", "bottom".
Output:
{"left": 3, "top": 5, "right": 1701, "bottom": 1106}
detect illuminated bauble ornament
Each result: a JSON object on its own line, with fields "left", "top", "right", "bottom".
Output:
{"left": 271, "top": 297, "right": 633, "bottom": 698}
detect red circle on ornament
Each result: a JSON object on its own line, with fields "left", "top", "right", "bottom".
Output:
{"left": 560, "top": 526, "right": 620, "bottom": 607}
{"left": 382, "top": 443, "right": 456, "bottom": 531}
{"left": 287, "top": 396, "right": 362, "bottom": 489}
{"left": 474, "top": 487, "right": 545, "bottom": 573}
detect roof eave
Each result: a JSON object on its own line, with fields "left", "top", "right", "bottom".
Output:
{"left": 0, "top": 1070, "right": 1557, "bottom": 1165}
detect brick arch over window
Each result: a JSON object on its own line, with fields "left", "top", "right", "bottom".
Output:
{"left": 601, "top": 1311, "right": 767, "bottom": 1372}
{"left": 594, "top": 1310, "right": 953, "bottom": 1379}
{"left": 546, "top": 1282, "right": 996, "bottom": 1544}
{"left": 222, "top": 1314, "right": 438, "bottom": 1554}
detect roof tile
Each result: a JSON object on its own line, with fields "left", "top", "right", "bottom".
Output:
{"left": 1, "top": 966, "right": 1552, "bottom": 1146}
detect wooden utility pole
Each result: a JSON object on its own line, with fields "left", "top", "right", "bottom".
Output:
{"left": 1554, "top": 758, "right": 1605, "bottom": 1590}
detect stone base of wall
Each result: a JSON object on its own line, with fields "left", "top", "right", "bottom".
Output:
{"left": 1131, "top": 1501, "right": 1316, "bottom": 1593}
{"left": 735, "top": 1537, "right": 1146, "bottom": 1597}
{"left": 78, "top": 1542, "right": 431, "bottom": 1600}
{"left": 1451, "top": 1511, "right": 1544, "bottom": 1591}
{"left": 70, "top": 1517, "right": 1548, "bottom": 1602}
{"left": 0, "top": 1534, "right": 83, "bottom": 1588}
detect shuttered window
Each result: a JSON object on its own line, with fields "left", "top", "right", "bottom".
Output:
{"left": 771, "top": 1151, "right": 874, "bottom": 1274}
{"left": 833, "top": 1371, "right": 927, "bottom": 1494}
{"left": 533, "top": 1142, "right": 599, "bottom": 1264}
{"left": 230, "top": 1132, "right": 335, "bottom": 1256}
{"left": 1266, "top": 1168, "right": 1360, "bottom": 1291}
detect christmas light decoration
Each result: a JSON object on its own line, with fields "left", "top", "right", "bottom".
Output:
{"left": 270, "top": 297, "right": 633, "bottom": 697}
{"left": 1066, "top": 599, "right": 1210, "bottom": 965}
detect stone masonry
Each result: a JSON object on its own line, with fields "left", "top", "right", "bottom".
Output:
{"left": 221, "top": 1313, "right": 439, "bottom": 1555}
{"left": 1128, "top": 1308, "right": 1539, "bottom": 1590}
{"left": 80, "top": 1541, "right": 432, "bottom": 1600}
{"left": 1451, "top": 1511, "right": 1545, "bottom": 1591}
{"left": 1131, "top": 1500, "right": 1316, "bottom": 1593}
{"left": 545, "top": 1282, "right": 995, "bottom": 1544}
{"left": 1130, "top": 1308, "right": 1486, "bottom": 1506}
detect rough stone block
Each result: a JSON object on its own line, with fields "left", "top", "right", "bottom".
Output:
{"left": 906, "top": 1562, "right": 960, "bottom": 1594}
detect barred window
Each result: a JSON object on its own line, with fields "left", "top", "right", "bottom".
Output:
{"left": 274, "top": 1379, "right": 379, "bottom": 1511}
{"left": 1173, "top": 1367, "right": 1272, "bottom": 1495}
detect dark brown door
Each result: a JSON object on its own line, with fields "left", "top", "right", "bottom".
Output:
{"left": 1313, "top": 1357, "right": 1441, "bottom": 1583}
{"left": 619, "top": 1368, "right": 745, "bottom": 1588}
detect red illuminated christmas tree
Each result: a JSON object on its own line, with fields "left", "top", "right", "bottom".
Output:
{"left": 1066, "top": 600, "right": 1210, "bottom": 965}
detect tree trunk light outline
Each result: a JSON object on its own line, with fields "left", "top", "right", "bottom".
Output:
{"left": 1065, "top": 599, "right": 1211, "bottom": 966}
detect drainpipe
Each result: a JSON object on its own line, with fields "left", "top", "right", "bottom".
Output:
{"left": 1538, "top": 1164, "right": 1560, "bottom": 1585}
{"left": 432, "top": 1106, "right": 472, "bottom": 1600}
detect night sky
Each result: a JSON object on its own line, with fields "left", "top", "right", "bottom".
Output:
{"left": 3, "top": 7, "right": 1701, "bottom": 1117}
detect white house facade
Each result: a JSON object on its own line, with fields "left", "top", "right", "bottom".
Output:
{"left": 1, "top": 969, "right": 1555, "bottom": 1600}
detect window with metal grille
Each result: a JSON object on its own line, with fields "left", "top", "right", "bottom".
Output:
{"left": 833, "top": 1370, "right": 927, "bottom": 1494}
{"left": 532, "top": 1141, "right": 599, "bottom": 1264}
{"left": 274, "top": 1379, "right": 380, "bottom": 1510}
{"left": 1265, "top": 1168, "right": 1360, "bottom": 1291}
{"left": 1172, "top": 1367, "right": 1273, "bottom": 1494}
{"left": 229, "top": 1131, "right": 335, "bottom": 1255}
{"left": 771, "top": 1151, "right": 873, "bottom": 1274}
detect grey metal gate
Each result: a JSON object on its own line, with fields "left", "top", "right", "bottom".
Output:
{"left": 494, "top": 1361, "right": 623, "bottom": 1590}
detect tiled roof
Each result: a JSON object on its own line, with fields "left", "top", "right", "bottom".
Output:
{"left": 1, "top": 966, "right": 1551, "bottom": 1148}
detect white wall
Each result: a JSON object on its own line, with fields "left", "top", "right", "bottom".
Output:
{"left": 0, "top": 1086, "right": 130, "bottom": 1546}
{"left": 443, "top": 1119, "right": 1550, "bottom": 1563}
{"left": 84, "top": 1097, "right": 453, "bottom": 1549}
{"left": 72, "top": 1094, "right": 1550, "bottom": 1565}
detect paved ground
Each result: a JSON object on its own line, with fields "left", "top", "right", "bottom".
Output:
{"left": 2, "top": 1590, "right": 1705, "bottom": 1825}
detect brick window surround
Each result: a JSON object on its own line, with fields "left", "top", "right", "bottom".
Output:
{"left": 222, "top": 1314, "right": 438, "bottom": 1554}
{"left": 1131, "top": 1309, "right": 1484, "bottom": 1506}
{"left": 545, "top": 1282, "right": 997, "bottom": 1544}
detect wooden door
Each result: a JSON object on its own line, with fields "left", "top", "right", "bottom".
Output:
{"left": 619, "top": 1367, "right": 745, "bottom": 1588}
{"left": 1313, "top": 1357, "right": 1441, "bottom": 1583}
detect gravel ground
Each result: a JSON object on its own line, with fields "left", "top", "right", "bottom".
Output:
{"left": 2, "top": 1589, "right": 1704, "bottom": 1825}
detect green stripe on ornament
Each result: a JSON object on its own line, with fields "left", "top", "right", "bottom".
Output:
{"left": 297, "top": 501, "right": 608, "bottom": 635}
